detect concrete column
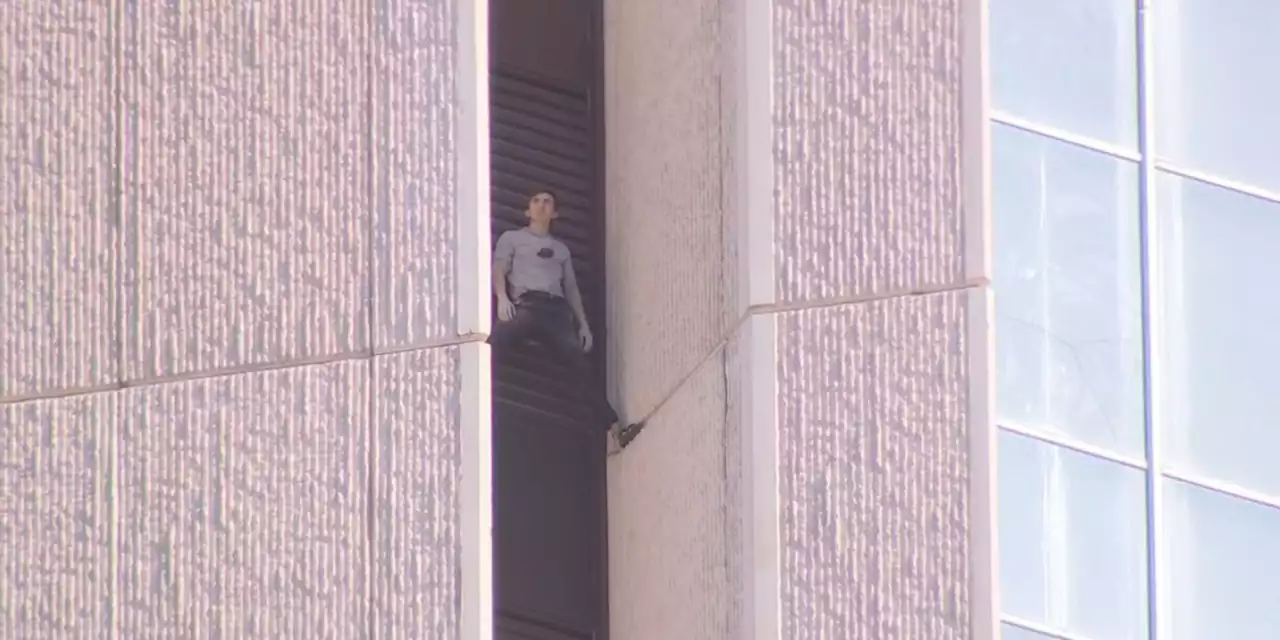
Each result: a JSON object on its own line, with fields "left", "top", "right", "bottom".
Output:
{"left": 604, "top": 0, "right": 995, "bottom": 638}
{"left": 0, "top": 1, "right": 491, "bottom": 638}
{"left": 602, "top": 0, "right": 741, "bottom": 636}
{"left": 737, "top": 0, "right": 996, "bottom": 638}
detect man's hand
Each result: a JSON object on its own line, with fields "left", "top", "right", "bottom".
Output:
{"left": 497, "top": 296, "right": 516, "bottom": 322}
{"left": 578, "top": 324, "right": 593, "bottom": 352}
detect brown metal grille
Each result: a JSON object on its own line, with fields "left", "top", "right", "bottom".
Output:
{"left": 489, "top": 64, "right": 609, "bottom": 640}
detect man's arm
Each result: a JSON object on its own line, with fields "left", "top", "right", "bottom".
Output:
{"left": 493, "top": 267, "right": 510, "bottom": 302}
{"left": 563, "top": 254, "right": 589, "bottom": 329}
{"left": 493, "top": 232, "right": 514, "bottom": 302}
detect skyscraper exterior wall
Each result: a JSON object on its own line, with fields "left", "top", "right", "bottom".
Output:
{"left": 604, "top": 0, "right": 992, "bottom": 638}
{"left": 2, "top": 2, "right": 491, "bottom": 638}
{"left": 1, "top": 1, "right": 992, "bottom": 640}
{"left": 991, "top": 1, "right": 1280, "bottom": 639}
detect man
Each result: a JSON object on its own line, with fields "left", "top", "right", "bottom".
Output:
{"left": 489, "top": 190, "right": 632, "bottom": 446}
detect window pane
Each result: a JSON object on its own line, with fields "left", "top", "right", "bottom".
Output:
{"left": 1155, "top": 0, "right": 1280, "bottom": 192}
{"left": 1001, "top": 624, "right": 1066, "bottom": 640}
{"left": 998, "top": 430, "right": 1148, "bottom": 640}
{"left": 990, "top": 0, "right": 1138, "bottom": 148}
{"left": 993, "top": 125, "right": 1144, "bottom": 457}
{"left": 1166, "top": 480, "right": 1280, "bottom": 640}
{"left": 1154, "top": 173, "right": 1280, "bottom": 497}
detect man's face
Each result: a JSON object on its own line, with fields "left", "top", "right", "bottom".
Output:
{"left": 525, "top": 192, "right": 558, "bottom": 224}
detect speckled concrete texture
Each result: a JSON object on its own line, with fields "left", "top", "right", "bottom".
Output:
{"left": 716, "top": 0, "right": 743, "bottom": 326}
{"left": 121, "top": 2, "right": 372, "bottom": 380}
{"left": 603, "top": 0, "right": 730, "bottom": 419}
{"left": 114, "top": 361, "right": 370, "bottom": 639}
{"left": 606, "top": 353, "right": 732, "bottom": 640}
{"left": 0, "top": 395, "right": 114, "bottom": 639}
{"left": 607, "top": 4, "right": 975, "bottom": 640}
{"left": 773, "top": 0, "right": 967, "bottom": 302}
{"left": 3, "top": 0, "right": 985, "bottom": 637}
{"left": 721, "top": 325, "right": 746, "bottom": 640}
{"left": 0, "top": 3, "right": 118, "bottom": 400}
{"left": 764, "top": 1, "right": 984, "bottom": 637}
{"left": 2, "top": 0, "right": 477, "bottom": 636}
{"left": 603, "top": 0, "right": 746, "bottom": 637}
{"left": 777, "top": 292, "right": 971, "bottom": 640}
{"left": 371, "top": 346, "right": 463, "bottom": 640}
{"left": 372, "top": 0, "right": 460, "bottom": 349}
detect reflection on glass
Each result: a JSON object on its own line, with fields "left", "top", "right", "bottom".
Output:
{"left": 1002, "top": 623, "right": 1062, "bottom": 640}
{"left": 1166, "top": 480, "right": 1280, "bottom": 640}
{"left": 990, "top": 0, "right": 1138, "bottom": 148}
{"left": 993, "top": 125, "right": 1144, "bottom": 457}
{"left": 1155, "top": 0, "right": 1280, "bottom": 192}
{"left": 1155, "top": 173, "right": 1280, "bottom": 497}
{"left": 999, "top": 431, "right": 1148, "bottom": 640}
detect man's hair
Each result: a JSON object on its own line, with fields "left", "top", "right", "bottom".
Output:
{"left": 528, "top": 189, "right": 559, "bottom": 210}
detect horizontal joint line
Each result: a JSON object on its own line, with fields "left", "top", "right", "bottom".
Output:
{"left": 623, "top": 279, "right": 985, "bottom": 429}
{"left": 0, "top": 334, "right": 489, "bottom": 406}
{"left": 745, "top": 279, "right": 987, "bottom": 318}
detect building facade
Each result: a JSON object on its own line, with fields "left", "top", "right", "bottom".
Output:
{"left": 1, "top": 1, "right": 991, "bottom": 639}
{"left": 991, "top": 1, "right": 1280, "bottom": 639}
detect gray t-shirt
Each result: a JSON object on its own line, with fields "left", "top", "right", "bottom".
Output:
{"left": 493, "top": 227, "right": 578, "bottom": 299}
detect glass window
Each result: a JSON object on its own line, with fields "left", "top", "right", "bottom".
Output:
{"left": 993, "top": 125, "right": 1145, "bottom": 457}
{"left": 990, "top": 0, "right": 1138, "bottom": 148}
{"left": 999, "top": 431, "right": 1149, "bottom": 640}
{"left": 1154, "top": 0, "right": 1280, "bottom": 192}
{"left": 1166, "top": 480, "right": 1280, "bottom": 640}
{"left": 1002, "top": 624, "right": 1066, "bottom": 640}
{"left": 1154, "top": 173, "right": 1280, "bottom": 497}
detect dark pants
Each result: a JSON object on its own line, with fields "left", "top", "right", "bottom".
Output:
{"left": 487, "top": 291, "right": 619, "bottom": 430}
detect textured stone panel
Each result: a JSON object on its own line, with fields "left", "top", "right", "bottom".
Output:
{"left": 116, "top": 362, "right": 369, "bottom": 639}
{"left": 121, "top": 2, "right": 370, "bottom": 380}
{"left": 0, "top": 395, "right": 114, "bottom": 639}
{"left": 722, "top": 328, "right": 745, "bottom": 640}
{"left": 717, "top": 0, "right": 743, "bottom": 327}
{"left": 604, "top": 0, "right": 728, "bottom": 417}
{"left": 773, "top": 0, "right": 966, "bottom": 301}
{"left": 0, "top": 3, "right": 117, "bottom": 399}
{"left": 371, "top": 346, "right": 462, "bottom": 639}
{"left": 607, "top": 353, "right": 731, "bottom": 640}
{"left": 371, "top": 0, "right": 458, "bottom": 348}
{"left": 776, "top": 291, "right": 970, "bottom": 640}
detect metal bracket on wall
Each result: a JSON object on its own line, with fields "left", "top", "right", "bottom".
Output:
{"left": 615, "top": 420, "right": 647, "bottom": 451}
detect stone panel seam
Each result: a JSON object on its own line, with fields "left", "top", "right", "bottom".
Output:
{"left": 741, "top": 313, "right": 781, "bottom": 640}
{"left": 452, "top": 1, "right": 494, "bottom": 632}
{"left": 453, "top": 0, "right": 491, "bottom": 339}
{"left": 108, "top": 0, "right": 124, "bottom": 636}
{"left": 0, "top": 336, "right": 487, "bottom": 407}
{"left": 965, "top": 287, "right": 998, "bottom": 640}
{"left": 739, "top": 0, "right": 776, "bottom": 309}
{"left": 106, "top": 393, "right": 121, "bottom": 640}
{"left": 457, "top": 342, "right": 494, "bottom": 640}
{"left": 714, "top": 9, "right": 735, "bottom": 626}
{"left": 365, "top": 353, "right": 378, "bottom": 640}
{"left": 961, "top": 0, "right": 993, "bottom": 285}
{"left": 719, "top": 332, "right": 734, "bottom": 639}
{"left": 961, "top": 0, "right": 995, "bottom": 633}
{"left": 714, "top": 0, "right": 731, "bottom": 333}
{"left": 622, "top": 279, "right": 985, "bottom": 434}
{"left": 363, "top": 1, "right": 378, "bottom": 636}
{"left": 744, "top": 278, "right": 987, "bottom": 319}
{"left": 109, "top": 0, "right": 125, "bottom": 397}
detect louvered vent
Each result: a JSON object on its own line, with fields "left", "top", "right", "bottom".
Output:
{"left": 490, "top": 70, "right": 603, "bottom": 426}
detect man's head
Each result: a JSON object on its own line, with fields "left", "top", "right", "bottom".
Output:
{"left": 524, "top": 190, "right": 559, "bottom": 225}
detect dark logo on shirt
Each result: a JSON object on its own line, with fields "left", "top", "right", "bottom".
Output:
{"left": 537, "top": 247, "right": 554, "bottom": 259}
